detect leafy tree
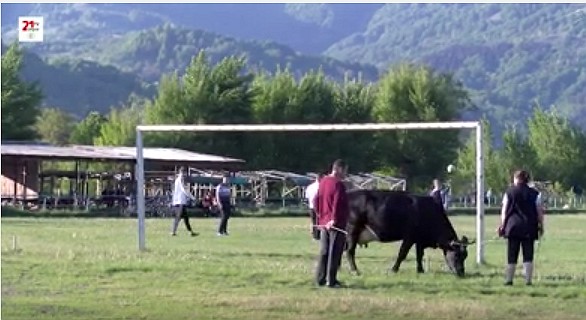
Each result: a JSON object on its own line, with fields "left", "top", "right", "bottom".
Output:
{"left": 249, "top": 68, "right": 299, "bottom": 169}
{"left": 1, "top": 43, "right": 42, "bottom": 141}
{"left": 196, "top": 54, "right": 254, "bottom": 159}
{"left": 34, "top": 108, "right": 76, "bottom": 145}
{"left": 95, "top": 101, "right": 143, "bottom": 146}
{"left": 69, "top": 111, "right": 108, "bottom": 145}
{"left": 145, "top": 52, "right": 254, "bottom": 159}
{"left": 144, "top": 71, "right": 188, "bottom": 148}
{"left": 330, "top": 78, "right": 376, "bottom": 172}
{"left": 527, "top": 106, "right": 586, "bottom": 188}
{"left": 497, "top": 124, "right": 538, "bottom": 188}
{"left": 452, "top": 118, "right": 502, "bottom": 194}
{"left": 372, "top": 64, "right": 471, "bottom": 188}
{"left": 250, "top": 68, "right": 338, "bottom": 171}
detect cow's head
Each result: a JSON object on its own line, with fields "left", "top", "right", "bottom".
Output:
{"left": 443, "top": 236, "right": 475, "bottom": 277}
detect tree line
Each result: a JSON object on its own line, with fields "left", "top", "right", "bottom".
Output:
{"left": 2, "top": 44, "right": 585, "bottom": 194}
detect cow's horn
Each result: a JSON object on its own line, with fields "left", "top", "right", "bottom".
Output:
{"left": 461, "top": 236, "right": 476, "bottom": 245}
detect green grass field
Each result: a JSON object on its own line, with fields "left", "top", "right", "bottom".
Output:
{"left": 2, "top": 215, "right": 585, "bottom": 320}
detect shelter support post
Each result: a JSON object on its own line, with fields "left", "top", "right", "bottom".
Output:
{"left": 21, "top": 161, "right": 27, "bottom": 210}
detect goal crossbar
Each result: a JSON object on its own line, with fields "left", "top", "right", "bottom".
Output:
{"left": 135, "top": 121, "right": 486, "bottom": 265}
{"left": 136, "top": 122, "right": 479, "bottom": 132}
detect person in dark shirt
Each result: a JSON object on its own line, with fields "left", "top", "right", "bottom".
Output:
{"left": 216, "top": 175, "right": 232, "bottom": 236}
{"left": 313, "top": 159, "right": 350, "bottom": 288}
{"left": 498, "top": 170, "right": 545, "bottom": 286}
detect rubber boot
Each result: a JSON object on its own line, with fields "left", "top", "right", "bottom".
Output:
{"left": 504, "top": 264, "right": 516, "bottom": 285}
{"left": 523, "top": 262, "right": 534, "bottom": 285}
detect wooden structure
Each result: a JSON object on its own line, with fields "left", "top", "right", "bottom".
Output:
{"left": 0, "top": 142, "right": 245, "bottom": 209}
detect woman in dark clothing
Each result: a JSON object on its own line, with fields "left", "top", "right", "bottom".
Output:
{"left": 498, "top": 170, "right": 545, "bottom": 286}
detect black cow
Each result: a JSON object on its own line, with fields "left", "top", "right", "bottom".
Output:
{"left": 345, "top": 189, "right": 474, "bottom": 277}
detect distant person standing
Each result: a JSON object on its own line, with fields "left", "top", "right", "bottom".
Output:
{"left": 430, "top": 179, "right": 447, "bottom": 210}
{"left": 314, "top": 159, "right": 350, "bottom": 288}
{"left": 216, "top": 175, "right": 232, "bottom": 236}
{"left": 171, "top": 167, "right": 198, "bottom": 237}
{"left": 498, "top": 170, "right": 545, "bottom": 286}
{"left": 305, "top": 173, "right": 324, "bottom": 240}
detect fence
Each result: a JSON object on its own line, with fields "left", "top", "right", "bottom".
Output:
{"left": 449, "top": 195, "right": 586, "bottom": 209}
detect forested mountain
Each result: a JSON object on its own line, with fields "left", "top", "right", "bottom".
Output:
{"left": 2, "top": 3, "right": 585, "bottom": 131}
{"left": 326, "top": 4, "right": 586, "bottom": 127}
{"left": 1, "top": 3, "right": 381, "bottom": 54}
{"left": 24, "top": 24, "right": 378, "bottom": 84}
{"left": 0, "top": 43, "right": 153, "bottom": 117}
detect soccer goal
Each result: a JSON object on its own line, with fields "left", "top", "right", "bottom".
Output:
{"left": 134, "top": 122, "right": 486, "bottom": 264}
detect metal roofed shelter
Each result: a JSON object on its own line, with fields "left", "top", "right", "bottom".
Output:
{"left": 1, "top": 144, "right": 245, "bottom": 167}
{"left": 345, "top": 173, "right": 407, "bottom": 191}
{"left": 1, "top": 143, "right": 245, "bottom": 208}
{"left": 236, "top": 170, "right": 313, "bottom": 207}
{"left": 181, "top": 169, "right": 314, "bottom": 208}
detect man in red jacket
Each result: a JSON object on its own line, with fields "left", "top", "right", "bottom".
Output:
{"left": 313, "top": 159, "right": 350, "bottom": 288}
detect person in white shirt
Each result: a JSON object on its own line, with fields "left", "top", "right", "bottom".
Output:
{"left": 171, "top": 167, "right": 197, "bottom": 237}
{"left": 305, "top": 173, "right": 324, "bottom": 240}
{"left": 216, "top": 175, "right": 232, "bottom": 236}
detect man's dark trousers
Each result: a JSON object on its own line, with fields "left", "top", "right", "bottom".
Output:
{"left": 315, "top": 228, "right": 346, "bottom": 286}
{"left": 172, "top": 205, "right": 193, "bottom": 234}
{"left": 310, "top": 209, "right": 320, "bottom": 240}
{"left": 218, "top": 202, "right": 231, "bottom": 234}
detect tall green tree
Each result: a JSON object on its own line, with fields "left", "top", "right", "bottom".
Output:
{"left": 1, "top": 43, "right": 42, "bottom": 140}
{"left": 197, "top": 54, "right": 254, "bottom": 159}
{"left": 145, "top": 52, "right": 254, "bottom": 159}
{"left": 452, "top": 118, "right": 514, "bottom": 195}
{"left": 144, "top": 71, "right": 188, "bottom": 148}
{"left": 249, "top": 68, "right": 299, "bottom": 169}
{"left": 497, "top": 124, "right": 538, "bottom": 188}
{"left": 69, "top": 111, "right": 108, "bottom": 145}
{"left": 373, "top": 64, "right": 471, "bottom": 188}
{"left": 330, "top": 78, "right": 376, "bottom": 172}
{"left": 251, "top": 68, "right": 337, "bottom": 171}
{"left": 527, "top": 106, "right": 586, "bottom": 188}
{"left": 95, "top": 102, "right": 143, "bottom": 147}
{"left": 34, "top": 108, "right": 76, "bottom": 145}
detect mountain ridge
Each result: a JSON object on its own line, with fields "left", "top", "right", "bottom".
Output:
{"left": 2, "top": 3, "right": 584, "bottom": 128}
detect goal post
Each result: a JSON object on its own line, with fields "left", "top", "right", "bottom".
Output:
{"left": 135, "top": 121, "right": 486, "bottom": 265}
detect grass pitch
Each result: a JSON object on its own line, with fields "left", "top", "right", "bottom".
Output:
{"left": 2, "top": 215, "right": 585, "bottom": 320}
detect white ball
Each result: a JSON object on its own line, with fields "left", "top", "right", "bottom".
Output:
{"left": 447, "top": 164, "right": 456, "bottom": 173}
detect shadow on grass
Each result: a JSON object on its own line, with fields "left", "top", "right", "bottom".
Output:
{"left": 3, "top": 206, "right": 584, "bottom": 220}
{"left": 1, "top": 207, "right": 129, "bottom": 219}
{"left": 104, "top": 266, "right": 154, "bottom": 274}
{"left": 0, "top": 207, "right": 309, "bottom": 219}
{"left": 190, "top": 249, "right": 315, "bottom": 260}
{"left": 195, "top": 249, "right": 409, "bottom": 263}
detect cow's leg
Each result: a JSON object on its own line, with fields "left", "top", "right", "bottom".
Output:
{"left": 346, "top": 233, "right": 361, "bottom": 276}
{"left": 390, "top": 240, "right": 414, "bottom": 273}
{"left": 415, "top": 243, "right": 425, "bottom": 273}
